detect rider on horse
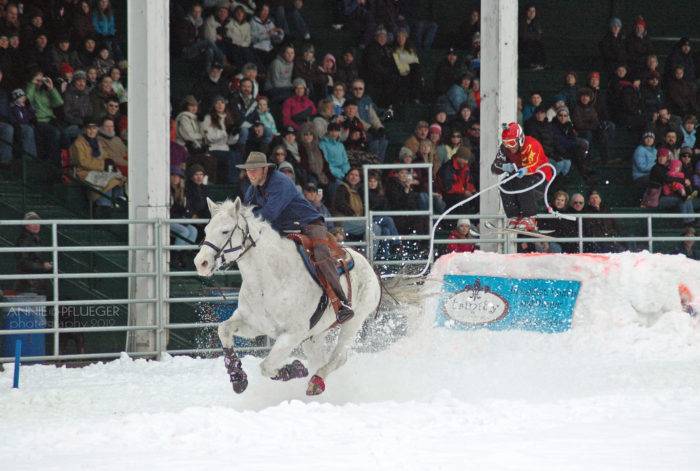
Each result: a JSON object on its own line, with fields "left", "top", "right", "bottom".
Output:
{"left": 237, "top": 151, "right": 355, "bottom": 324}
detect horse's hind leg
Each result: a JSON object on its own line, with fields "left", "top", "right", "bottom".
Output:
{"left": 259, "top": 332, "right": 304, "bottom": 379}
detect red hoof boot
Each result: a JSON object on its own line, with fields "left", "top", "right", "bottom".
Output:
{"left": 272, "top": 359, "right": 309, "bottom": 381}
{"left": 306, "top": 375, "right": 326, "bottom": 396}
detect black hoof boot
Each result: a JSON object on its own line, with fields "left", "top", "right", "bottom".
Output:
{"left": 272, "top": 359, "right": 309, "bottom": 381}
{"left": 223, "top": 347, "right": 248, "bottom": 394}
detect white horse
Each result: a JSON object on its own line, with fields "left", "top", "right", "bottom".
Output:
{"left": 194, "top": 197, "right": 382, "bottom": 395}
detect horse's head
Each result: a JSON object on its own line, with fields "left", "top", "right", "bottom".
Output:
{"left": 194, "top": 197, "right": 250, "bottom": 277}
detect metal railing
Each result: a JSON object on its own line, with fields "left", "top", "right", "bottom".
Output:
{"left": 1, "top": 192, "right": 698, "bottom": 363}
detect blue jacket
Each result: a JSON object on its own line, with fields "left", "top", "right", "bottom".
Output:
{"left": 681, "top": 127, "right": 696, "bottom": 149}
{"left": 319, "top": 136, "right": 350, "bottom": 180}
{"left": 632, "top": 144, "right": 657, "bottom": 181}
{"left": 244, "top": 169, "right": 322, "bottom": 232}
{"left": 92, "top": 12, "right": 116, "bottom": 36}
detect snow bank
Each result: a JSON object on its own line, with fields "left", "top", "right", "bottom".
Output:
{"left": 429, "top": 251, "right": 700, "bottom": 329}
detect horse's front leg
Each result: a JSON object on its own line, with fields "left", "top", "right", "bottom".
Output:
{"left": 218, "top": 309, "right": 261, "bottom": 348}
{"left": 218, "top": 310, "right": 261, "bottom": 394}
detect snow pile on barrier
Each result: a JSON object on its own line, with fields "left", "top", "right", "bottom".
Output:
{"left": 1, "top": 252, "right": 699, "bottom": 470}
{"left": 428, "top": 250, "right": 700, "bottom": 329}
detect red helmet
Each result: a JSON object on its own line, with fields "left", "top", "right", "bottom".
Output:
{"left": 501, "top": 122, "right": 524, "bottom": 148}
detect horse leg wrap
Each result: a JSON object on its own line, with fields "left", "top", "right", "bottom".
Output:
{"left": 223, "top": 347, "right": 248, "bottom": 394}
{"left": 306, "top": 375, "right": 326, "bottom": 396}
{"left": 271, "top": 359, "right": 309, "bottom": 381}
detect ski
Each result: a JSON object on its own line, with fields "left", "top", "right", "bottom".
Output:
{"left": 482, "top": 221, "right": 556, "bottom": 240}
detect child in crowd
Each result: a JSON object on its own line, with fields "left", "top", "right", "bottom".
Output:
{"left": 447, "top": 218, "right": 477, "bottom": 253}
{"left": 664, "top": 159, "right": 695, "bottom": 200}
{"left": 110, "top": 66, "right": 127, "bottom": 103}
{"left": 256, "top": 95, "right": 278, "bottom": 139}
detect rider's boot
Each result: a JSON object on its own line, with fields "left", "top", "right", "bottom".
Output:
{"left": 316, "top": 256, "right": 354, "bottom": 324}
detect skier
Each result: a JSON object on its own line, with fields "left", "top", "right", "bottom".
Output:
{"left": 491, "top": 122, "right": 553, "bottom": 232}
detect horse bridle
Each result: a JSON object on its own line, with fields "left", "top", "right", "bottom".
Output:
{"left": 201, "top": 213, "right": 257, "bottom": 269}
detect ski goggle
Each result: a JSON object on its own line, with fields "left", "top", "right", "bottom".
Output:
{"left": 502, "top": 138, "right": 518, "bottom": 147}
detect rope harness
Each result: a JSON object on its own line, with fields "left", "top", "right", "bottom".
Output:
{"left": 390, "top": 162, "right": 571, "bottom": 279}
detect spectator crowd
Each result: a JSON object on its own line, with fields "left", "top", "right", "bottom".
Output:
{"left": 4, "top": 2, "right": 698, "bottom": 258}
{"left": 165, "top": 1, "right": 700, "bottom": 257}
{"left": 0, "top": 0, "right": 128, "bottom": 217}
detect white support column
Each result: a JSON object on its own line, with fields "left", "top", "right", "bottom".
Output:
{"left": 126, "top": 0, "right": 170, "bottom": 356}
{"left": 480, "top": 0, "right": 518, "bottom": 252}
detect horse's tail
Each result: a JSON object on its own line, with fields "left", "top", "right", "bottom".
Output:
{"left": 379, "top": 274, "right": 428, "bottom": 307}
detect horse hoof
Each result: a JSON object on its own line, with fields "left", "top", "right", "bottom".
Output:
{"left": 306, "top": 375, "right": 325, "bottom": 396}
{"left": 232, "top": 378, "right": 248, "bottom": 394}
{"left": 272, "top": 359, "right": 309, "bottom": 381}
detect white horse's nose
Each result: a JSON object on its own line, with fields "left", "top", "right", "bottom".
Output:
{"left": 194, "top": 251, "right": 213, "bottom": 276}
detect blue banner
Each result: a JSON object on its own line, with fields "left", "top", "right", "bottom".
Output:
{"left": 436, "top": 275, "right": 580, "bottom": 333}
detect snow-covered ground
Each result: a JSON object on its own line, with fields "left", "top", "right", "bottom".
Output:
{"left": 2, "top": 252, "right": 700, "bottom": 470}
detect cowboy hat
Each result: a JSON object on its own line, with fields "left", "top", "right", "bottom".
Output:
{"left": 236, "top": 151, "right": 275, "bottom": 169}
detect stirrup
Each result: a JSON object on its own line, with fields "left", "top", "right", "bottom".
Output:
{"left": 336, "top": 303, "right": 354, "bottom": 324}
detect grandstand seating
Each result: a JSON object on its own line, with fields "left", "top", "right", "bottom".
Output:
{"left": 0, "top": 0, "right": 698, "bottom": 355}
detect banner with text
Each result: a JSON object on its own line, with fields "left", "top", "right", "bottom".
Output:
{"left": 437, "top": 275, "right": 581, "bottom": 333}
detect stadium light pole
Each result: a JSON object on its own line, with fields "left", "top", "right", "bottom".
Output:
{"left": 480, "top": 0, "right": 518, "bottom": 252}
{"left": 126, "top": 0, "right": 170, "bottom": 357}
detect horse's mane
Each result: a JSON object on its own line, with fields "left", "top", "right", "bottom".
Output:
{"left": 218, "top": 198, "right": 278, "bottom": 238}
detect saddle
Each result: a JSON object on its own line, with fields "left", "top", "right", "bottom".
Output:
{"left": 286, "top": 233, "right": 354, "bottom": 329}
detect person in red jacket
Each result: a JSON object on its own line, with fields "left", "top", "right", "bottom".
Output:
{"left": 447, "top": 218, "right": 478, "bottom": 253}
{"left": 436, "top": 146, "right": 477, "bottom": 212}
{"left": 281, "top": 78, "right": 316, "bottom": 130}
{"left": 491, "top": 122, "right": 553, "bottom": 231}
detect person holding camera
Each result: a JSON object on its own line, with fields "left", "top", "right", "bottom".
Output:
{"left": 26, "top": 70, "right": 63, "bottom": 168}
{"left": 350, "top": 78, "right": 390, "bottom": 161}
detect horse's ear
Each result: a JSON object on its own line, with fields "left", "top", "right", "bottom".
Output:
{"left": 207, "top": 197, "right": 219, "bottom": 216}
{"left": 230, "top": 196, "right": 242, "bottom": 216}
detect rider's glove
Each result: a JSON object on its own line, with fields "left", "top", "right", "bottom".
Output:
{"left": 501, "top": 163, "right": 517, "bottom": 174}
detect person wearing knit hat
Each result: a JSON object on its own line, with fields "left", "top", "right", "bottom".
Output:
{"left": 185, "top": 163, "right": 210, "bottom": 219}
{"left": 16, "top": 209, "right": 53, "bottom": 296}
{"left": 402, "top": 120, "right": 430, "bottom": 155}
{"left": 429, "top": 123, "right": 442, "bottom": 140}
{"left": 446, "top": 218, "right": 478, "bottom": 253}
{"left": 292, "top": 78, "right": 306, "bottom": 90}
{"left": 241, "top": 149, "right": 356, "bottom": 324}
{"left": 600, "top": 16, "right": 626, "bottom": 73}
{"left": 435, "top": 141, "right": 476, "bottom": 212}
{"left": 187, "top": 163, "right": 206, "bottom": 177}
{"left": 282, "top": 77, "right": 316, "bottom": 130}
{"left": 277, "top": 160, "right": 296, "bottom": 179}
{"left": 59, "top": 62, "right": 74, "bottom": 79}
{"left": 627, "top": 15, "right": 652, "bottom": 76}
